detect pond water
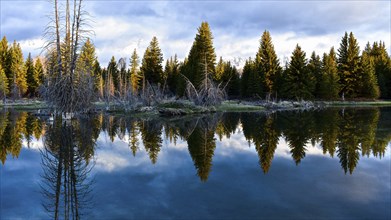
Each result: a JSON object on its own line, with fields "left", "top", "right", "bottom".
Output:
{"left": 0, "top": 107, "right": 390, "bottom": 219}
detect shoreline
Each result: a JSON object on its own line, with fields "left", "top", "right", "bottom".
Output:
{"left": 1, "top": 99, "right": 391, "bottom": 116}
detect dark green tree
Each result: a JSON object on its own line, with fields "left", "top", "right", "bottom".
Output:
{"left": 164, "top": 55, "right": 180, "bottom": 95}
{"left": 283, "top": 44, "right": 314, "bottom": 100}
{"left": 25, "top": 53, "right": 38, "bottom": 97}
{"left": 140, "top": 36, "right": 164, "bottom": 86}
{"left": 241, "top": 58, "right": 261, "bottom": 97}
{"left": 368, "top": 41, "right": 391, "bottom": 99}
{"left": 307, "top": 51, "right": 322, "bottom": 98}
{"left": 359, "top": 48, "right": 380, "bottom": 99}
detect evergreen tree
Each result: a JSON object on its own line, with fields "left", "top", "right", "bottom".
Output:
{"left": 129, "top": 49, "right": 141, "bottom": 94}
{"left": 0, "top": 64, "right": 8, "bottom": 100}
{"left": 215, "top": 56, "right": 224, "bottom": 82}
{"left": 34, "top": 58, "right": 45, "bottom": 86}
{"left": 25, "top": 53, "right": 38, "bottom": 97}
{"left": 319, "top": 47, "right": 340, "bottom": 100}
{"left": 337, "top": 32, "right": 361, "bottom": 98}
{"left": 107, "top": 56, "right": 119, "bottom": 93}
{"left": 241, "top": 58, "right": 260, "bottom": 97}
{"left": 0, "top": 37, "right": 9, "bottom": 90}
{"left": 216, "top": 59, "right": 240, "bottom": 98}
{"left": 9, "top": 41, "right": 27, "bottom": 98}
{"left": 76, "top": 38, "right": 96, "bottom": 75}
{"left": 284, "top": 44, "right": 314, "bottom": 100}
{"left": 256, "top": 30, "right": 281, "bottom": 98}
{"left": 182, "top": 22, "right": 216, "bottom": 90}
{"left": 369, "top": 41, "right": 391, "bottom": 99}
{"left": 140, "top": 36, "right": 164, "bottom": 86}
{"left": 164, "top": 55, "right": 180, "bottom": 95}
{"left": 359, "top": 50, "right": 380, "bottom": 99}
{"left": 92, "top": 60, "right": 103, "bottom": 98}
{"left": 307, "top": 51, "right": 322, "bottom": 98}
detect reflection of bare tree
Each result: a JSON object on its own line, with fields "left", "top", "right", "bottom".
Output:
{"left": 40, "top": 118, "right": 94, "bottom": 219}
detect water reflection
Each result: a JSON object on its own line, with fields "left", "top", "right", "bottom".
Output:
{"left": 1, "top": 108, "right": 390, "bottom": 180}
{"left": 40, "top": 117, "right": 96, "bottom": 219}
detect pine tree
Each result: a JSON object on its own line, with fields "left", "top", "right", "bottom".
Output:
{"left": 359, "top": 50, "right": 380, "bottom": 99}
{"left": 164, "top": 55, "right": 180, "bottom": 95}
{"left": 0, "top": 37, "right": 9, "bottom": 90}
{"left": 182, "top": 22, "right": 216, "bottom": 90}
{"left": 0, "top": 64, "right": 8, "bottom": 100}
{"left": 34, "top": 58, "right": 45, "bottom": 86}
{"left": 307, "top": 51, "right": 322, "bottom": 98}
{"left": 9, "top": 41, "right": 27, "bottom": 98}
{"left": 337, "top": 32, "right": 361, "bottom": 98}
{"left": 369, "top": 41, "right": 391, "bottom": 99}
{"left": 129, "top": 49, "right": 141, "bottom": 94}
{"left": 318, "top": 47, "right": 340, "bottom": 100}
{"left": 284, "top": 44, "right": 314, "bottom": 100}
{"left": 92, "top": 60, "right": 103, "bottom": 98}
{"left": 140, "top": 37, "right": 164, "bottom": 86}
{"left": 241, "top": 58, "right": 260, "bottom": 97}
{"left": 256, "top": 30, "right": 281, "bottom": 98}
{"left": 25, "top": 53, "right": 38, "bottom": 97}
{"left": 76, "top": 38, "right": 96, "bottom": 76}
{"left": 107, "top": 56, "right": 119, "bottom": 93}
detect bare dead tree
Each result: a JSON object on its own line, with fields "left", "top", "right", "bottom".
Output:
{"left": 43, "top": 0, "right": 94, "bottom": 114}
{"left": 182, "top": 55, "right": 225, "bottom": 106}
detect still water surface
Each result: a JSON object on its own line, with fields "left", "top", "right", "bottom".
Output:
{"left": 0, "top": 107, "right": 390, "bottom": 219}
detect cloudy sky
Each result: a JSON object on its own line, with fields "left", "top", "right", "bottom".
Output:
{"left": 1, "top": 0, "right": 390, "bottom": 67}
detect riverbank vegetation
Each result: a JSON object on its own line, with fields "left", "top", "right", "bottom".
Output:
{"left": 0, "top": 1, "right": 390, "bottom": 114}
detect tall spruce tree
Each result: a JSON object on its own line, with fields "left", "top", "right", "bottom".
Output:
{"left": 256, "top": 30, "right": 281, "bottom": 98}
{"left": 34, "top": 58, "right": 45, "bottom": 86}
{"left": 9, "top": 41, "right": 27, "bottom": 98}
{"left": 25, "top": 53, "right": 38, "bottom": 97}
{"left": 0, "top": 37, "right": 9, "bottom": 91}
{"left": 107, "top": 56, "right": 119, "bottom": 93}
{"left": 76, "top": 38, "right": 96, "bottom": 76}
{"left": 92, "top": 60, "right": 103, "bottom": 98}
{"left": 369, "top": 41, "right": 391, "bottom": 99}
{"left": 183, "top": 22, "right": 216, "bottom": 90}
{"left": 307, "top": 51, "right": 322, "bottom": 98}
{"left": 164, "top": 55, "right": 180, "bottom": 95}
{"left": 284, "top": 44, "right": 314, "bottom": 100}
{"left": 129, "top": 49, "right": 141, "bottom": 94}
{"left": 241, "top": 58, "right": 260, "bottom": 97}
{"left": 360, "top": 50, "right": 380, "bottom": 99}
{"left": 318, "top": 47, "right": 340, "bottom": 100}
{"left": 319, "top": 49, "right": 337, "bottom": 99}
{"left": 337, "top": 32, "right": 361, "bottom": 98}
{"left": 140, "top": 36, "right": 164, "bottom": 86}
{"left": 0, "top": 64, "right": 8, "bottom": 100}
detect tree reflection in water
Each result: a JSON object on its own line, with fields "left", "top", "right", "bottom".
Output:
{"left": 40, "top": 116, "right": 96, "bottom": 220}
{"left": 1, "top": 107, "right": 390, "bottom": 184}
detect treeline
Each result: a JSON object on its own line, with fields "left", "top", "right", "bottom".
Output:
{"left": 1, "top": 22, "right": 390, "bottom": 103}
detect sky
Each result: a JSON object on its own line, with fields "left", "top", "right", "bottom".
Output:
{"left": 0, "top": 0, "right": 390, "bottom": 68}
